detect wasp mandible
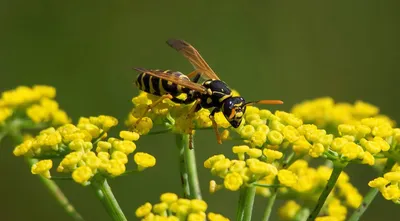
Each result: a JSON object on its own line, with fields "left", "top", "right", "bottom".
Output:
{"left": 134, "top": 39, "right": 283, "bottom": 145}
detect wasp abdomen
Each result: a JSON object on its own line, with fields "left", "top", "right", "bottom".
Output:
{"left": 135, "top": 70, "right": 191, "bottom": 97}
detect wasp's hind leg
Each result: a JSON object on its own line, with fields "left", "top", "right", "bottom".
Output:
{"left": 209, "top": 108, "right": 222, "bottom": 145}
{"left": 186, "top": 99, "right": 202, "bottom": 149}
{"left": 187, "top": 71, "right": 201, "bottom": 83}
{"left": 133, "top": 94, "right": 174, "bottom": 126}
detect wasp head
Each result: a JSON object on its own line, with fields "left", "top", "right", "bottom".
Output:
{"left": 222, "top": 97, "right": 246, "bottom": 128}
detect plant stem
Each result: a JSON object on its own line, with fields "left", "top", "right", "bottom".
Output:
{"left": 348, "top": 158, "right": 396, "bottom": 221}
{"left": 262, "top": 186, "right": 278, "bottom": 221}
{"left": 175, "top": 133, "right": 202, "bottom": 199}
{"left": 236, "top": 187, "right": 246, "bottom": 221}
{"left": 253, "top": 183, "right": 282, "bottom": 188}
{"left": 242, "top": 185, "right": 257, "bottom": 221}
{"left": 91, "top": 175, "right": 127, "bottom": 221}
{"left": 9, "top": 130, "right": 85, "bottom": 221}
{"left": 176, "top": 134, "right": 191, "bottom": 198}
{"left": 307, "top": 160, "right": 347, "bottom": 221}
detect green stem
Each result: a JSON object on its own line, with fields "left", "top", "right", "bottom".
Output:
{"left": 307, "top": 160, "right": 347, "bottom": 221}
{"left": 253, "top": 183, "right": 283, "bottom": 188}
{"left": 262, "top": 187, "right": 278, "bottom": 221}
{"left": 348, "top": 158, "right": 396, "bottom": 221}
{"left": 242, "top": 185, "right": 257, "bottom": 221}
{"left": 10, "top": 130, "right": 85, "bottom": 221}
{"left": 236, "top": 187, "right": 246, "bottom": 221}
{"left": 175, "top": 134, "right": 202, "bottom": 199}
{"left": 0, "top": 131, "right": 6, "bottom": 144}
{"left": 91, "top": 175, "right": 127, "bottom": 221}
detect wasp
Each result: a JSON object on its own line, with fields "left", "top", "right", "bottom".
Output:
{"left": 134, "top": 39, "right": 283, "bottom": 145}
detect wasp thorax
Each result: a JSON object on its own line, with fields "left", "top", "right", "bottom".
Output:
{"left": 222, "top": 97, "right": 246, "bottom": 128}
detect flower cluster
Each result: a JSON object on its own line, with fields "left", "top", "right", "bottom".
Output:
{"left": 275, "top": 160, "right": 361, "bottom": 221}
{"left": 205, "top": 147, "right": 278, "bottom": 192}
{"left": 135, "top": 192, "right": 229, "bottom": 221}
{"left": 13, "top": 115, "right": 156, "bottom": 185}
{"left": 291, "top": 97, "right": 394, "bottom": 130}
{"left": 125, "top": 91, "right": 231, "bottom": 135}
{"left": 369, "top": 163, "right": 400, "bottom": 203}
{"left": 0, "top": 85, "right": 70, "bottom": 126}
{"left": 279, "top": 199, "right": 348, "bottom": 221}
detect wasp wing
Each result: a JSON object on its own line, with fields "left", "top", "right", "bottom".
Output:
{"left": 134, "top": 68, "right": 207, "bottom": 93}
{"left": 166, "top": 39, "right": 220, "bottom": 80}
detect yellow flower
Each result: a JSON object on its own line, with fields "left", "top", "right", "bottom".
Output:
{"left": 72, "top": 166, "right": 93, "bottom": 185}
{"left": 111, "top": 151, "right": 128, "bottom": 164}
{"left": 152, "top": 202, "right": 168, "bottom": 214}
{"left": 26, "top": 104, "right": 50, "bottom": 123}
{"left": 207, "top": 212, "right": 230, "bottom": 221}
{"left": 282, "top": 125, "right": 300, "bottom": 143}
{"left": 250, "top": 131, "right": 267, "bottom": 147}
{"left": 31, "top": 160, "right": 53, "bottom": 178}
{"left": 120, "top": 130, "right": 140, "bottom": 141}
{"left": 278, "top": 200, "right": 300, "bottom": 221}
{"left": 384, "top": 171, "right": 400, "bottom": 182}
{"left": 106, "top": 159, "right": 126, "bottom": 176}
{"left": 214, "top": 112, "right": 231, "bottom": 128}
{"left": 232, "top": 145, "right": 249, "bottom": 161}
{"left": 263, "top": 148, "right": 283, "bottom": 163}
{"left": 113, "top": 140, "right": 136, "bottom": 154}
{"left": 0, "top": 107, "right": 12, "bottom": 123}
{"left": 309, "top": 143, "right": 325, "bottom": 158}
{"left": 96, "top": 141, "right": 112, "bottom": 153}
{"left": 246, "top": 148, "right": 262, "bottom": 158}
{"left": 134, "top": 152, "right": 156, "bottom": 170}
{"left": 267, "top": 130, "right": 283, "bottom": 145}
{"left": 136, "top": 202, "right": 152, "bottom": 217}
{"left": 160, "top": 192, "right": 178, "bottom": 204}
{"left": 239, "top": 125, "right": 255, "bottom": 139}
{"left": 331, "top": 138, "right": 348, "bottom": 152}
{"left": 224, "top": 172, "right": 243, "bottom": 191}
{"left": 278, "top": 169, "right": 298, "bottom": 188}
{"left": 212, "top": 158, "right": 231, "bottom": 176}
{"left": 340, "top": 142, "right": 364, "bottom": 160}
{"left": 83, "top": 152, "right": 101, "bottom": 170}
{"left": 327, "top": 199, "right": 347, "bottom": 221}
{"left": 315, "top": 216, "right": 340, "bottom": 221}
{"left": 190, "top": 199, "right": 208, "bottom": 212}
{"left": 204, "top": 154, "right": 226, "bottom": 168}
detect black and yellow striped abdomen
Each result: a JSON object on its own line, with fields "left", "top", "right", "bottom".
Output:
{"left": 135, "top": 70, "right": 192, "bottom": 97}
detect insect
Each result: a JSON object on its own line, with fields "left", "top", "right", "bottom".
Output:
{"left": 134, "top": 39, "right": 283, "bottom": 145}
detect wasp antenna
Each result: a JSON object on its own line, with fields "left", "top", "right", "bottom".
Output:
{"left": 245, "top": 100, "right": 284, "bottom": 106}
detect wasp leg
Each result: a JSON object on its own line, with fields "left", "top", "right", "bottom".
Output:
{"left": 192, "top": 73, "right": 201, "bottom": 83}
{"left": 209, "top": 108, "right": 222, "bottom": 144}
{"left": 134, "top": 94, "right": 173, "bottom": 125}
{"left": 185, "top": 98, "right": 202, "bottom": 149}
{"left": 187, "top": 70, "right": 200, "bottom": 80}
{"left": 170, "top": 96, "right": 196, "bottom": 105}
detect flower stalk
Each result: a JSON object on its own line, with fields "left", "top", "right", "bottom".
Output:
{"left": 91, "top": 175, "right": 127, "bottom": 221}
{"left": 262, "top": 186, "right": 278, "bottom": 221}
{"left": 8, "top": 126, "right": 85, "bottom": 221}
{"left": 348, "top": 158, "right": 396, "bottom": 221}
{"left": 307, "top": 160, "right": 347, "bottom": 221}
{"left": 242, "top": 185, "right": 257, "bottom": 221}
{"left": 175, "top": 133, "right": 202, "bottom": 199}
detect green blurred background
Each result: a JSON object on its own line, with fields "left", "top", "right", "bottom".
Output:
{"left": 1, "top": 1, "right": 399, "bottom": 220}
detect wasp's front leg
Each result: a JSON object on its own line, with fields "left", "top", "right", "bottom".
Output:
{"left": 209, "top": 108, "right": 222, "bottom": 145}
